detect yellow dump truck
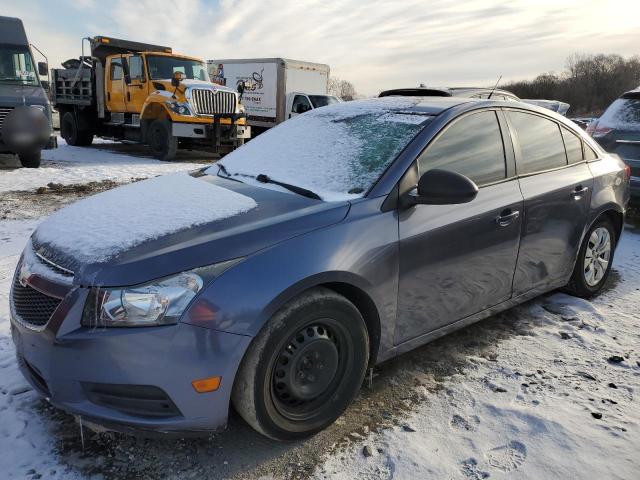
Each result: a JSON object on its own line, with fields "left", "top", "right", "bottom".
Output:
{"left": 52, "top": 36, "right": 249, "bottom": 160}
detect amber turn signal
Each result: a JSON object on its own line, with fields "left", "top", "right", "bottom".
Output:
{"left": 192, "top": 376, "right": 221, "bottom": 393}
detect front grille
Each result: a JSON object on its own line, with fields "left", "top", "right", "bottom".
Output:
{"left": 0, "top": 106, "right": 13, "bottom": 131}
{"left": 190, "top": 89, "right": 236, "bottom": 115}
{"left": 12, "top": 274, "right": 63, "bottom": 328}
{"left": 82, "top": 383, "right": 182, "bottom": 418}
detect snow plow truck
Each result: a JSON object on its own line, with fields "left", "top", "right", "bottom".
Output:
{"left": 52, "top": 36, "right": 249, "bottom": 160}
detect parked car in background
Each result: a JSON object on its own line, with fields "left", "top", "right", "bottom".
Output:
{"left": 379, "top": 86, "right": 520, "bottom": 101}
{"left": 522, "top": 99, "right": 570, "bottom": 116}
{"left": 587, "top": 88, "right": 640, "bottom": 199}
{"left": 0, "top": 16, "right": 56, "bottom": 167}
{"left": 11, "top": 97, "right": 629, "bottom": 441}
{"left": 570, "top": 117, "right": 596, "bottom": 130}
{"left": 207, "top": 58, "right": 339, "bottom": 133}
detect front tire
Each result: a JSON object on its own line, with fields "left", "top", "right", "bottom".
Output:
{"left": 60, "top": 112, "right": 93, "bottom": 146}
{"left": 232, "top": 288, "right": 369, "bottom": 440}
{"left": 18, "top": 151, "right": 41, "bottom": 168}
{"left": 564, "top": 217, "right": 616, "bottom": 298}
{"left": 147, "top": 119, "right": 178, "bottom": 161}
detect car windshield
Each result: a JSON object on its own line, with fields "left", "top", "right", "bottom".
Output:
{"left": 146, "top": 55, "right": 210, "bottom": 81}
{"left": 309, "top": 95, "right": 340, "bottom": 108}
{"left": 209, "top": 98, "right": 432, "bottom": 201}
{"left": 598, "top": 97, "right": 640, "bottom": 129}
{"left": 0, "top": 43, "right": 38, "bottom": 85}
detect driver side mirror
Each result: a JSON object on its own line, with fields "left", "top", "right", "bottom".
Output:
{"left": 171, "top": 71, "right": 185, "bottom": 87}
{"left": 38, "top": 61, "right": 48, "bottom": 76}
{"left": 294, "top": 103, "right": 311, "bottom": 114}
{"left": 404, "top": 169, "right": 478, "bottom": 206}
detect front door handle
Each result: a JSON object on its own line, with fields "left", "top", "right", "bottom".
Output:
{"left": 571, "top": 185, "right": 589, "bottom": 198}
{"left": 496, "top": 209, "right": 520, "bottom": 227}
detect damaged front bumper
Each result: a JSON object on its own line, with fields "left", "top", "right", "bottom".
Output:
{"left": 9, "top": 258, "right": 251, "bottom": 435}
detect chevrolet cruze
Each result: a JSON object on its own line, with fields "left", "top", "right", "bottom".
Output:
{"left": 10, "top": 97, "right": 629, "bottom": 440}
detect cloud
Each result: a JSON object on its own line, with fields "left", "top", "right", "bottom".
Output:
{"left": 11, "top": 0, "right": 640, "bottom": 95}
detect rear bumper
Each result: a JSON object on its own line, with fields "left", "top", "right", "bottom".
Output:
{"left": 10, "top": 283, "right": 251, "bottom": 434}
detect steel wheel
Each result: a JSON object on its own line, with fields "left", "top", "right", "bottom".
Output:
{"left": 583, "top": 227, "right": 611, "bottom": 287}
{"left": 271, "top": 322, "right": 347, "bottom": 421}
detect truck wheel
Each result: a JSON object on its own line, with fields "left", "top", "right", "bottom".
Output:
{"left": 61, "top": 112, "right": 93, "bottom": 146}
{"left": 18, "top": 151, "right": 41, "bottom": 168}
{"left": 232, "top": 288, "right": 369, "bottom": 440}
{"left": 148, "top": 119, "right": 178, "bottom": 161}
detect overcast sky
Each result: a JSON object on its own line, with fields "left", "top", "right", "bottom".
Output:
{"left": 7, "top": 0, "right": 640, "bottom": 95}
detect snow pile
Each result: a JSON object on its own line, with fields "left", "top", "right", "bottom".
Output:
{"left": 0, "top": 138, "right": 205, "bottom": 193}
{"left": 34, "top": 173, "right": 257, "bottom": 263}
{"left": 315, "top": 229, "right": 640, "bottom": 479}
{"left": 210, "top": 98, "right": 431, "bottom": 201}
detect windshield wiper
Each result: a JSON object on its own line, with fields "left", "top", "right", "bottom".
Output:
{"left": 216, "top": 163, "right": 244, "bottom": 183}
{"left": 256, "top": 174, "right": 321, "bottom": 200}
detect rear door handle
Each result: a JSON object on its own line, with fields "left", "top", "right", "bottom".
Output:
{"left": 496, "top": 209, "right": 520, "bottom": 227}
{"left": 571, "top": 186, "right": 589, "bottom": 198}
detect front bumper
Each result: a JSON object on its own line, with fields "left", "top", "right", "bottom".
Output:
{"left": 10, "top": 275, "right": 251, "bottom": 434}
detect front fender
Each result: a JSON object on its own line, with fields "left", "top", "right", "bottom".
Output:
{"left": 180, "top": 197, "right": 399, "bottom": 357}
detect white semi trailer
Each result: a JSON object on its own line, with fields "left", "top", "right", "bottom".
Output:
{"left": 207, "top": 58, "right": 339, "bottom": 132}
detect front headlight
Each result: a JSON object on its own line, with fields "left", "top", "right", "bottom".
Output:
{"left": 166, "top": 100, "right": 193, "bottom": 116}
{"left": 82, "top": 259, "right": 242, "bottom": 328}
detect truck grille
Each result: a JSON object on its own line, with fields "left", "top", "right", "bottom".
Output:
{"left": 0, "top": 107, "right": 13, "bottom": 131}
{"left": 12, "top": 274, "right": 63, "bottom": 328}
{"left": 190, "top": 89, "right": 236, "bottom": 115}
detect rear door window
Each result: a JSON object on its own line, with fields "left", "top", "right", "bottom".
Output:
{"left": 584, "top": 144, "right": 599, "bottom": 160}
{"left": 509, "top": 111, "right": 567, "bottom": 174}
{"left": 417, "top": 111, "right": 507, "bottom": 186}
{"left": 561, "top": 127, "right": 583, "bottom": 164}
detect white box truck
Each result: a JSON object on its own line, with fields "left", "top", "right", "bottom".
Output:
{"left": 207, "top": 58, "right": 339, "bottom": 131}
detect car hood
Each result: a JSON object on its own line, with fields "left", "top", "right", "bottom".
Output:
{"left": 31, "top": 173, "right": 350, "bottom": 287}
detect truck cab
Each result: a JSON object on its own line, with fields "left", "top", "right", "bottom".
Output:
{"left": 0, "top": 16, "right": 56, "bottom": 168}
{"left": 53, "top": 37, "right": 248, "bottom": 160}
{"left": 286, "top": 92, "right": 340, "bottom": 119}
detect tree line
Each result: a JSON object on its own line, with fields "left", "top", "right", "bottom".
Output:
{"left": 503, "top": 54, "right": 640, "bottom": 116}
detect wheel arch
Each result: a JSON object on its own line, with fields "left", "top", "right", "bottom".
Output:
{"left": 241, "top": 273, "right": 383, "bottom": 369}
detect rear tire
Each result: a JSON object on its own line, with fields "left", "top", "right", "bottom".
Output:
{"left": 18, "top": 151, "right": 41, "bottom": 168}
{"left": 147, "top": 119, "right": 178, "bottom": 161}
{"left": 232, "top": 288, "right": 369, "bottom": 441}
{"left": 60, "top": 111, "right": 93, "bottom": 146}
{"left": 564, "top": 217, "right": 616, "bottom": 298}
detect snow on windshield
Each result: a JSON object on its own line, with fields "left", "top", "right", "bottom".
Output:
{"left": 34, "top": 173, "right": 257, "bottom": 264}
{"left": 209, "top": 98, "right": 432, "bottom": 201}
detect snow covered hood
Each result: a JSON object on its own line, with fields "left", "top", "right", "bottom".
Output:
{"left": 33, "top": 173, "right": 257, "bottom": 265}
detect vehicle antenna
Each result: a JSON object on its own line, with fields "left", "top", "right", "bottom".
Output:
{"left": 487, "top": 75, "right": 503, "bottom": 99}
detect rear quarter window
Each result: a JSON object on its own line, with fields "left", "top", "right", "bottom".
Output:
{"left": 509, "top": 111, "right": 567, "bottom": 174}
{"left": 561, "top": 127, "right": 583, "bottom": 164}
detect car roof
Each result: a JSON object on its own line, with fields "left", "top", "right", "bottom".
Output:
{"left": 621, "top": 88, "right": 640, "bottom": 99}
{"left": 378, "top": 86, "right": 519, "bottom": 99}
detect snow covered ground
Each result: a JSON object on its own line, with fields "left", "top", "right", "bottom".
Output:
{"left": 0, "top": 138, "right": 207, "bottom": 193}
{"left": 315, "top": 224, "right": 640, "bottom": 480}
{"left": 0, "top": 140, "right": 639, "bottom": 479}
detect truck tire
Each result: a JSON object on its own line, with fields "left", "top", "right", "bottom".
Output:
{"left": 61, "top": 112, "right": 93, "bottom": 146}
{"left": 148, "top": 119, "right": 178, "bottom": 161}
{"left": 18, "top": 151, "right": 41, "bottom": 168}
{"left": 232, "top": 288, "right": 369, "bottom": 440}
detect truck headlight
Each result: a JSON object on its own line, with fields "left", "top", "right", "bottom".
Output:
{"left": 82, "top": 259, "right": 242, "bottom": 328}
{"left": 166, "top": 100, "right": 193, "bottom": 116}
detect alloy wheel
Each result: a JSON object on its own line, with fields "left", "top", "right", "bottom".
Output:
{"left": 583, "top": 226, "right": 611, "bottom": 287}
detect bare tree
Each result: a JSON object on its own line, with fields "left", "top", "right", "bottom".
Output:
{"left": 503, "top": 53, "right": 640, "bottom": 115}
{"left": 328, "top": 77, "right": 358, "bottom": 101}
